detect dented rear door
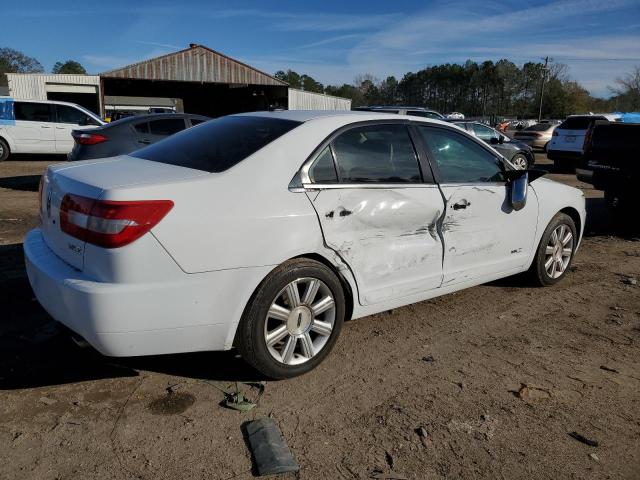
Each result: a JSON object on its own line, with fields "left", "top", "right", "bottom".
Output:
{"left": 304, "top": 122, "right": 445, "bottom": 307}
{"left": 311, "top": 186, "right": 444, "bottom": 306}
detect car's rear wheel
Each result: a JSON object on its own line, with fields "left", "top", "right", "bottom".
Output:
{"left": 510, "top": 153, "right": 528, "bottom": 170}
{"left": 237, "top": 258, "right": 345, "bottom": 379}
{"left": 0, "top": 138, "right": 9, "bottom": 162}
{"left": 528, "top": 213, "right": 576, "bottom": 286}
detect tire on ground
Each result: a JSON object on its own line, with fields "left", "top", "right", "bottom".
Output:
{"left": 236, "top": 258, "right": 346, "bottom": 379}
{"left": 528, "top": 212, "right": 577, "bottom": 287}
{"left": 0, "top": 138, "right": 9, "bottom": 162}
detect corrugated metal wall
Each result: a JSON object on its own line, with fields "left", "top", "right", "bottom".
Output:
{"left": 6, "top": 74, "right": 100, "bottom": 100}
{"left": 287, "top": 88, "right": 352, "bottom": 110}
{"left": 101, "top": 46, "right": 287, "bottom": 86}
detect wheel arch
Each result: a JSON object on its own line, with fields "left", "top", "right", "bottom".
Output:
{"left": 229, "top": 252, "right": 356, "bottom": 350}
{"left": 0, "top": 134, "right": 12, "bottom": 154}
{"left": 559, "top": 206, "right": 582, "bottom": 243}
{"left": 291, "top": 252, "right": 355, "bottom": 322}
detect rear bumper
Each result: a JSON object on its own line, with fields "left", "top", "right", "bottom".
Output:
{"left": 24, "top": 228, "right": 269, "bottom": 357}
{"left": 547, "top": 149, "right": 582, "bottom": 162}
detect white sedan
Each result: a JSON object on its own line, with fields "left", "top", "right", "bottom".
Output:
{"left": 25, "top": 111, "right": 586, "bottom": 378}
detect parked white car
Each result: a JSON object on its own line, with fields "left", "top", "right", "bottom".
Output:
{"left": 446, "top": 112, "right": 465, "bottom": 120}
{"left": 547, "top": 114, "right": 619, "bottom": 165}
{"left": 25, "top": 111, "right": 586, "bottom": 378}
{"left": 0, "top": 98, "right": 104, "bottom": 161}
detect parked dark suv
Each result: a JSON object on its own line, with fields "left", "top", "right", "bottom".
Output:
{"left": 68, "top": 113, "right": 210, "bottom": 161}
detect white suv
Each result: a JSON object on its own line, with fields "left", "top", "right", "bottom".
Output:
{"left": 0, "top": 99, "right": 104, "bottom": 161}
{"left": 547, "top": 114, "right": 619, "bottom": 165}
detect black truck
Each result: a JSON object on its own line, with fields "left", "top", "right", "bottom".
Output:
{"left": 577, "top": 121, "right": 639, "bottom": 215}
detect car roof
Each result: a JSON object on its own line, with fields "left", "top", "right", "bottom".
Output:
{"left": 234, "top": 109, "right": 452, "bottom": 126}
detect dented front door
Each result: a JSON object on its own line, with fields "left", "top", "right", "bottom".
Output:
{"left": 439, "top": 184, "right": 538, "bottom": 286}
{"left": 310, "top": 186, "right": 445, "bottom": 306}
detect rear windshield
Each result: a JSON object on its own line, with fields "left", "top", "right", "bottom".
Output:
{"left": 558, "top": 116, "right": 606, "bottom": 130}
{"left": 524, "top": 123, "right": 554, "bottom": 131}
{"left": 131, "top": 116, "right": 301, "bottom": 172}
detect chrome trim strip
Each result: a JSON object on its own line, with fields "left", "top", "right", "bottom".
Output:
{"left": 302, "top": 183, "right": 440, "bottom": 190}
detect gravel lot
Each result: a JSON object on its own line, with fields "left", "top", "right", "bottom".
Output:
{"left": 1, "top": 153, "right": 639, "bottom": 479}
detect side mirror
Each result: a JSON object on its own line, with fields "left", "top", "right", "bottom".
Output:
{"left": 490, "top": 136, "right": 499, "bottom": 145}
{"left": 498, "top": 135, "right": 505, "bottom": 144}
{"left": 510, "top": 172, "right": 528, "bottom": 211}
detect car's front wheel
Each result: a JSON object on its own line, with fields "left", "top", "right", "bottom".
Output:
{"left": 510, "top": 153, "right": 529, "bottom": 170}
{"left": 528, "top": 213, "right": 577, "bottom": 286}
{"left": 236, "top": 258, "right": 346, "bottom": 379}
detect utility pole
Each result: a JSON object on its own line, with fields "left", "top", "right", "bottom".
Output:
{"left": 538, "top": 56, "right": 549, "bottom": 122}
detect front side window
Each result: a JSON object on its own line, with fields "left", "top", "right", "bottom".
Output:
{"left": 331, "top": 124, "right": 421, "bottom": 183}
{"left": 132, "top": 116, "right": 301, "bottom": 173}
{"left": 14, "top": 102, "right": 52, "bottom": 122}
{"left": 148, "top": 118, "right": 186, "bottom": 136}
{"left": 56, "top": 105, "right": 97, "bottom": 125}
{"left": 418, "top": 126, "right": 504, "bottom": 183}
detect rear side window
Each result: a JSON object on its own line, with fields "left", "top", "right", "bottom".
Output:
{"left": 331, "top": 124, "right": 421, "bottom": 183}
{"left": 132, "top": 116, "right": 301, "bottom": 172}
{"left": 148, "top": 118, "right": 185, "bottom": 136}
{"left": 308, "top": 146, "right": 338, "bottom": 183}
{"left": 14, "top": 102, "right": 52, "bottom": 122}
{"left": 558, "top": 116, "right": 605, "bottom": 130}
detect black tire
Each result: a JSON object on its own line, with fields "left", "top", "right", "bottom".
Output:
{"left": 0, "top": 138, "right": 9, "bottom": 162}
{"left": 236, "top": 258, "right": 346, "bottom": 379}
{"left": 528, "top": 213, "right": 577, "bottom": 286}
{"left": 510, "top": 153, "right": 529, "bottom": 170}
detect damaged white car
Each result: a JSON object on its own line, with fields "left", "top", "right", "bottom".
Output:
{"left": 25, "top": 111, "right": 586, "bottom": 378}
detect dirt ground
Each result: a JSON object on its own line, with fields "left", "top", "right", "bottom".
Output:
{"left": 1, "top": 153, "right": 639, "bottom": 480}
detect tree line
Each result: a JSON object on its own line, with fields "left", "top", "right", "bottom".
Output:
{"left": 277, "top": 60, "right": 640, "bottom": 118}
{"left": 0, "top": 47, "right": 86, "bottom": 85}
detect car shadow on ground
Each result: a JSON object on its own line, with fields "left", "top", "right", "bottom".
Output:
{"left": 0, "top": 243, "right": 263, "bottom": 391}
{"left": 0, "top": 174, "right": 41, "bottom": 192}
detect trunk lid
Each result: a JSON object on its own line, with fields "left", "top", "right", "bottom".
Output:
{"left": 40, "top": 156, "right": 208, "bottom": 271}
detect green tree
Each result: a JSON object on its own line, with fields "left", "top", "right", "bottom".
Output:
{"left": 274, "top": 70, "right": 301, "bottom": 89}
{"left": 52, "top": 60, "right": 87, "bottom": 74}
{"left": 0, "top": 47, "right": 43, "bottom": 74}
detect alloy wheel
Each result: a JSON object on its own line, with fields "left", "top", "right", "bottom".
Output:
{"left": 264, "top": 277, "right": 336, "bottom": 365}
{"left": 544, "top": 224, "right": 574, "bottom": 279}
{"left": 511, "top": 155, "right": 528, "bottom": 170}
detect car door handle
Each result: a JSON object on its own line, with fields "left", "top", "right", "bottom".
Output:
{"left": 41, "top": 125, "right": 51, "bottom": 129}
{"left": 55, "top": 126, "right": 65, "bottom": 130}
{"left": 452, "top": 200, "right": 471, "bottom": 210}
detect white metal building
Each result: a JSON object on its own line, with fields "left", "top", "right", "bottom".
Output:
{"left": 288, "top": 88, "right": 351, "bottom": 110}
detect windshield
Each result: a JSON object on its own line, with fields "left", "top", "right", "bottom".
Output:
{"left": 131, "top": 116, "right": 301, "bottom": 173}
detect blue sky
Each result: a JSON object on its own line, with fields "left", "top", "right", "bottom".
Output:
{"left": 2, "top": 0, "right": 640, "bottom": 97}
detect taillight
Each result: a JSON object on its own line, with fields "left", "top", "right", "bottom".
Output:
{"left": 72, "top": 131, "right": 108, "bottom": 145}
{"left": 60, "top": 194, "right": 173, "bottom": 248}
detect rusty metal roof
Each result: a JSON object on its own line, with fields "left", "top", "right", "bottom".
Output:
{"left": 100, "top": 44, "right": 287, "bottom": 86}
